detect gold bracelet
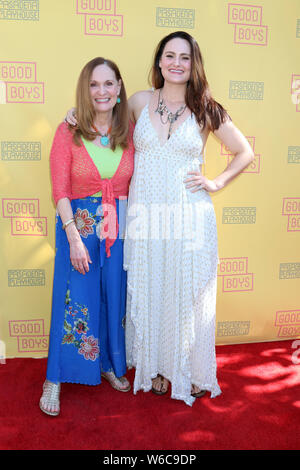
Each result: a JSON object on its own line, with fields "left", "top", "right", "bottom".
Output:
{"left": 62, "top": 218, "right": 75, "bottom": 230}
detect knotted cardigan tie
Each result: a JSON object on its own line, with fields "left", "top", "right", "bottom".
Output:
{"left": 100, "top": 178, "right": 118, "bottom": 257}
{"left": 50, "top": 122, "right": 134, "bottom": 257}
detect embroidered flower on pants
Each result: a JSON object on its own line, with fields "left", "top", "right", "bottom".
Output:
{"left": 62, "top": 333, "right": 75, "bottom": 344}
{"left": 62, "top": 276, "right": 100, "bottom": 361}
{"left": 78, "top": 335, "right": 100, "bottom": 361}
{"left": 74, "top": 208, "right": 95, "bottom": 238}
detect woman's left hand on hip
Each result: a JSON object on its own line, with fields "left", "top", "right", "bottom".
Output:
{"left": 184, "top": 171, "right": 219, "bottom": 193}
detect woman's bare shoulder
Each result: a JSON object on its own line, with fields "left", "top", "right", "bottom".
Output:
{"left": 128, "top": 89, "right": 153, "bottom": 122}
{"left": 129, "top": 89, "right": 153, "bottom": 104}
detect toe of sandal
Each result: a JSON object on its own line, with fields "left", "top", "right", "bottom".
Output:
{"left": 151, "top": 375, "right": 169, "bottom": 395}
{"left": 39, "top": 380, "right": 61, "bottom": 416}
{"left": 101, "top": 372, "right": 131, "bottom": 392}
{"left": 191, "top": 386, "right": 207, "bottom": 398}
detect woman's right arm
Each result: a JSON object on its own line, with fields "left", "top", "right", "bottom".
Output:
{"left": 56, "top": 197, "right": 91, "bottom": 275}
{"left": 65, "top": 92, "right": 143, "bottom": 126}
{"left": 128, "top": 90, "right": 153, "bottom": 123}
{"left": 65, "top": 90, "right": 152, "bottom": 126}
{"left": 50, "top": 123, "right": 91, "bottom": 274}
{"left": 65, "top": 108, "right": 77, "bottom": 126}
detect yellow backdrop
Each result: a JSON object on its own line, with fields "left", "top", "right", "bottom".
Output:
{"left": 1, "top": 0, "right": 299, "bottom": 359}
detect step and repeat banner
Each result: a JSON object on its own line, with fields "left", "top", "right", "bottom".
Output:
{"left": 0, "top": 0, "right": 299, "bottom": 359}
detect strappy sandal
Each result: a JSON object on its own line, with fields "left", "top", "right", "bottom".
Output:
{"left": 39, "top": 380, "right": 61, "bottom": 416}
{"left": 101, "top": 371, "right": 131, "bottom": 392}
{"left": 191, "top": 385, "right": 207, "bottom": 398}
{"left": 151, "top": 374, "right": 169, "bottom": 395}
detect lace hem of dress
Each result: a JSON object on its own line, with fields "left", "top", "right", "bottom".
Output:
{"left": 125, "top": 269, "right": 220, "bottom": 407}
{"left": 126, "top": 363, "right": 221, "bottom": 406}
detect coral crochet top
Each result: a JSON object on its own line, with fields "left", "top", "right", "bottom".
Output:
{"left": 50, "top": 121, "right": 135, "bottom": 257}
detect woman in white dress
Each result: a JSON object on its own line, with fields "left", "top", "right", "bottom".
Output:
{"left": 123, "top": 31, "right": 254, "bottom": 406}
{"left": 66, "top": 31, "right": 254, "bottom": 406}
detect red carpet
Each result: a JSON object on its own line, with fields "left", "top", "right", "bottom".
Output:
{"left": 0, "top": 340, "right": 299, "bottom": 450}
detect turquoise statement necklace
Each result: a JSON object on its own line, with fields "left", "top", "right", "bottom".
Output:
{"left": 92, "top": 123, "right": 112, "bottom": 147}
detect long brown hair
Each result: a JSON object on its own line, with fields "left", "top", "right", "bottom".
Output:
{"left": 72, "top": 57, "right": 129, "bottom": 150}
{"left": 150, "top": 31, "right": 230, "bottom": 131}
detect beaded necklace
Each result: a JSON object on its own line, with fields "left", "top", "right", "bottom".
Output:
{"left": 92, "top": 123, "right": 112, "bottom": 147}
{"left": 155, "top": 89, "right": 187, "bottom": 139}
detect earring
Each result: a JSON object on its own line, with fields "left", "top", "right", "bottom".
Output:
{"left": 117, "top": 97, "right": 121, "bottom": 103}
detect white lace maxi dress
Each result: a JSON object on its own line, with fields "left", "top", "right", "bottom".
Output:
{"left": 124, "top": 104, "right": 221, "bottom": 406}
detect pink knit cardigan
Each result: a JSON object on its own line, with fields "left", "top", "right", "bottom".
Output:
{"left": 50, "top": 121, "right": 135, "bottom": 257}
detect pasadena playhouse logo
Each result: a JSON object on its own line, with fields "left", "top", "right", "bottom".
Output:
{"left": 218, "top": 257, "right": 254, "bottom": 293}
{"left": 288, "top": 146, "right": 300, "bottom": 164}
{"left": 1, "top": 141, "right": 41, "bottom": 161}
{"left": 282, "top": 198, "right": 300, "bottom": 232}
{"left": 0, "top": 0, "right": 39, "bottom": 21}
{"left": 9, "top": 319, "right": 48, "bottom": 353}
{"left": 229, "top": 80, "right": 264, "bottom": 101}
{"left": 8, "top": 269, "right": 45, "bottom": 287}
{"left": 0, "top": 61, "right": 44, "bottom": 104}
{"left": 279, "top": 263, "right": 300, "bottom": 280}
{"left": 221, "top": 136, "right": 261, "bottom": 173}
{"left": 228, "top": 3, "right": 268, "bottom": 46}
{"left": 76, "top": 0, "right": 123, "bottom": 36}
{"left": 156, "top": 7, "right": 195, "bottom": 29}
{"left": 2, "top": 198, "right": 47, "bottom": 236}
{"left": 222, "top": 207, "right": 256, "bottom": 224}
{"left": 217, "top": 320, "right": 250, "bottom": 338}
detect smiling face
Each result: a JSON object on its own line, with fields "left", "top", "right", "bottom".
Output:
{"left": 158, "top": 37, "right": 192, "bottom": 86}
{"left": 89, "top": 63, "right": 121, "bottom": 114}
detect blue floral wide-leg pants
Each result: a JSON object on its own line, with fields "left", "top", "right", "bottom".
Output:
{"left": 46, "top": 197, "right": 127, "bottom": 385}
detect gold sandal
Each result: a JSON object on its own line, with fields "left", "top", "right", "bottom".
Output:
{"left": 151, "top": 375, "right": 169, "bottom": 395}
{"left": 39, "top": 380, "right": 61, "bottom": 416}
{"left": 101, "top": 371, "right": 131, "bottom": 392}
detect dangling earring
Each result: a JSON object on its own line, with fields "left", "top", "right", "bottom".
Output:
{"left": 117, "top": 97, "right": 121, "bottom": 103}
